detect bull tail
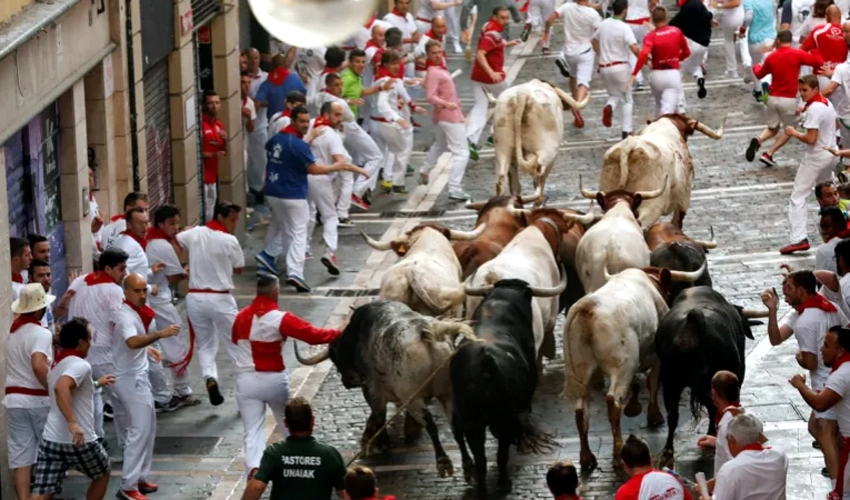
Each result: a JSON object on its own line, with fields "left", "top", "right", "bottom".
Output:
{"left": 685, "top": 309, "right": 709, "bottom": 422}
{"left": 618, "top": 143, "right": 630, "bottom": 188}
{"left": 514, "top": 93, "right": 536, "bottom": 176}
{"left": 409, "top": 267, "right": 465, "bottom": 316}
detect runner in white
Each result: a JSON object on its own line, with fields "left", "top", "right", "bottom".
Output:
{"left": 625, "top": 0, "right": 653, "bottom": 87}
{"left": 523, "top": 0, "right": 557, "bottom": 54}
{"left": 100, "top": 192, "right": 148, "bottom": 251}
{"left": 384, "top": 0, "right": 422, "bottom": 100}
{"left": 592, "top": 0, "right": 640, "bottom": 138}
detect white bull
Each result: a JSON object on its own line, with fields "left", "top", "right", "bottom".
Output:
{"left": 596, "top": 114, "right": 725, "bottom": 228}
{"left": 563, "top": 264, "right": 705, "bottom": 471}
{"left": 564, "top": 181, "right": 665, "bottom": 293}
{"left": 463, "top": 210, "right": 569, "bottom": 364}
{"left": 361, "top": 224, "right": 485, "bottom": 317}
{"left": 487, "top": 79, "right": 590, "bottom": 207}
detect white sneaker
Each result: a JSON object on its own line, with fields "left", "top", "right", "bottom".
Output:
{"left": 453, "top": 41, "right": 462, "bottom": 54}
{"left": 448, "top": 189, "right": 470, "bottom": 201}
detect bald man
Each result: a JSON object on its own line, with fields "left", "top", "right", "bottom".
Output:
{"left": 801, "top": 5, "right": 847, "bottom": 92}
{"left": 362, "top": 24, "right": 388, "bottom": 131}
{"left": 244, "top": 48, "right": 269, "bottom": 201}
{"left": 111, "top": 273, "right": 179, "bottom": 499}
{"left": 414, "top": 17, "right": 450, "bottom": 81}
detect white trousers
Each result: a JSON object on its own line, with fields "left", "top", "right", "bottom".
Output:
{"left": 527, "top": 0, "right": 555, "bottom": 47}
{"left": 146, "top": 352, "right": 172, "bottom": 404}
{"left": 789, "top": 151, "right": 837, "bottom": 243}
{"left": 246, "top": 129, "right": 269, "bottom": 193}
{"left": 185, "top": 292, "right": 238, "bottom": 381}
{"left": 333, "top": 171, "right": 353, "bottom": 219}
{"left": 839, "top": 117, "right": 850, "bottom": 150}
{"left": 649, "top": 69, "right": 684, "bottom": 117}
{"left": 346, "top": 121, "right": 383, "bottom": 197}
{"left": 445, "top": 4, "right": 460, "bottom": 43}
{"left": 90, "top": 361, "right": 120, "bottom": 445}
{"left": 151, "top": 300, "right": 192, "bottom": 396}
{"left": 373, "top": 121, "right": 412, "bottom": 186}
{"left": 745, "top": 41, "right": 773, "bottom": 91}
{"left": 467, "top": 81, "right": 508, "bottom": 146}
{"left": 681, "top": 39, "right": 708, "bottom": 80}
{"left": 113, "top": 372, "right": 155, "bottom": 490}
{"left": 720, "top": 6, "right": 744, "bottom": 74}
{"left": 628, "top": 23, "right": 649, "bottom": 84}
{"left": 600, "top": 64, "right": 634, "bottom": 133}
{"left": 307, "top": 175, "right": 339, "bottom": 254}
{"left": 236, "top": 371, "right": 291, "bottom": 471}
{"left": 422, "top": 121, "right": 470, "bottom": 191}
{"left": 264, "top": 197, "right": 309, "bottom": 278}
{"left": 204, "top": 183, "right": 217, "bottom": 222}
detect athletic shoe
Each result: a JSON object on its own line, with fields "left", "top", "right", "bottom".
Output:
{"left": 555, "top": 56, "right": 570, "bottom": 78}
{"left": 103, "top": 403, "right": 114, "bottom": 421}
{"left": 338, "top": 218, "right": 355, "bottom": 228}
{"left": 117, "top": 489, "right": 148, "bottom": 500}
{"left": 380, "top": 180, "right": 392, "bottom": 192}
{"left": 468, "top": 141, "right": 480, "bottom": 161}
{"left": 541, "top": 47, "right": 550, "bottom": 55}
{"left": 206, "top": 378, "right": 224, "bottom": 406}
{"left": 602, "top": 105, "right": 613, "bottom": 128}
{"left": 745, "top": 138, "right": 760, "bottom": 162}
{"left": 418, "top": 173, "right": 429, "bottom": 185}
{"left": 286, "top": 275, "right": 311, "bottom": 293}
{"left": 486, "top": 135, "right": 495, "bottom": 147}
{"left": 448, "top": 189, "right": 470, "bottom": 201}
{"left": 779, "top": 239, "right": 810, "bottom": 254}
{"left": 520, "top": 23, "right": 532, "bottom": 42}
{"left": 155, "top": 398, "right": 180, "bottom": 413}
{"left": 321, "top": 251, "right": 341, "bottom": 276}
{"left": 573, "top": 110, "right": 585, "bottom": 128}
{"left": 453, "top": 41, "right": 462, "bottom": 54}
{"left": 362, "top": 190, "right": 373, "bottom": 206}
{"left": 351, "top": 195, "right": 370, "bottom": 211}
{"left": 759, "top": 153, "right": 777, "bottom": 168}
{"left": 406, "top": 164, "right": 416, "bottom": 175}
{"left": 175, "top": 395, "right": 202, "bottom": 408}
{"left": 697, "top": 77, "right": 707, "bottom": 99}
{"left": 138, "top": 482, "right": 159, "bottom": 494}
{"left": 305, "top": 250, "right": 313, "bottom": 260}
{"left": 254, "top": 250, "right": 279, "bottom": 275}
{"left": 392, "top": 185, "right": 409, "bottom": 195}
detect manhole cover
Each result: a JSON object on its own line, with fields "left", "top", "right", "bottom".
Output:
{"left": 153, "top": 436, "right": 222, "bottom": 455}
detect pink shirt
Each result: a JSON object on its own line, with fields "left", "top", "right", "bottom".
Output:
{"left": 424, "top": 66, "right": 464, "bottom": 124}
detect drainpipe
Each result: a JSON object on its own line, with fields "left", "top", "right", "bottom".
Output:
{"left": 126, "top": 0, "right": 141, "bottom": 192}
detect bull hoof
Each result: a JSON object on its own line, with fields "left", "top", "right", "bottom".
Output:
{"left": 462, "top": 459, "right": 476, "bottom": 484}
{"left": 623, "top": 398, "right": 642, "bottom": 418}
{"left": 476, "top": 486, "right": 489, "bottom": 499}
{"left": 656, "top": 448, "right": 675, "bottom": 470}
{"left": 436, "top": 456, "right": 454, "bottom": 478}
{"left": 497, "top": 476, "right": 513, "bottom": 492}
{"left": 647, "top": 407, "right": 665, "bottom": 428}
{"left": 580, "top": 451, "right": 598, "bottom": 472}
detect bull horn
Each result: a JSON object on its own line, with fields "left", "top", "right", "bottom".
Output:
{"left": 603, "top": 262, "right": 615, "bottom": 282}
{"left": 448, "top": 223, "right": 487, "bottom": 241}
{"left": 693, "top": 226, "right": 718, "bottom": 250}
{"left": 690, "top": 115, "right": 727, "bottom": 140}
{"left": 464, "top": 200, "right": 488, "bottom": 210}
{"left": 529, "top": 265, "right": 568, "bottom": 297}
{"left": 484, "top": 88, "right": 497, "bottom": 105}
{"left": 294, "top": 341, "right": 330, "bottom": 366}
{"left": 519, "top": 194, "right": 540, "bottom": 204}
{"left": 360, "top": 231, "right": 393, "bottom": 251}
{"left": 550, "top": 85, "right": 590, "bottom": 111}
{"left": 506, "top": 203, "right": 532, "bottom": 217}
{"left": 561, "top": 211, "right": 602, "bottom": 226}
{"left": 740, "top": 308, "right": 771, "bottom": 318}
{"left": 634, "top": 175, "right": 667, "bottom": 200}
{"left": 668, "top": 260, "right": 707, "bottom": 282}
{"left": 463, "top": 272, "right": 495, "bottom": 297}
{"left": 579, "top": 174, "right": 601, "bottom": 200}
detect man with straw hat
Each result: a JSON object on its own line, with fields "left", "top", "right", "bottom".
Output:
{"left": 3, "top": 283, "right": 55, "bottom": 499}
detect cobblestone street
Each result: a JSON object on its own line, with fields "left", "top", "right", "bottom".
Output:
{"left": 60, "top": 17, "right": 833, "bottom": 500}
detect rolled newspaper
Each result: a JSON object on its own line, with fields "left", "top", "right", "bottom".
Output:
{"left": 451, "top": 69, "right": 462, "bottom": 80}
{"left": 695, "top": 472, "right": 709, "bottom": 498}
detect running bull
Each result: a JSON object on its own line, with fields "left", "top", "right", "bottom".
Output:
{"left": 595, "top": 113, "right": 725, "bottom": 228}
{"left": 563, "top": 263, "right": 706, "bottom": 470}
{"left": 294, "top": 300, "right": 478, "bottom": 476}
{"left": 654, "top": 286, "right": 767, "bottom": 469}
{"left": 361, "top": 223, "right": 486, "bottom": 317}
{"left": 453, "top": 279, "right": 557, "bottom": 498}
{"left": 646, "top": 221, "right": 717, "bottom": 301}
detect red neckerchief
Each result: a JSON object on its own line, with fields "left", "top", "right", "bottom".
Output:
{"left": 206, "top": 220, "right": 230, "bottom": 234}
{"left": 714, "top": 401, "right": 742, "bottom": 425}
{"left": 268, "top": 67, "right": 291, "bottom": 86}
{"left": 313, "top": 116, "right": 333, "bottom": 129}
{"left": 10, "top": 314, "right": 43, "bottom": 333}
{"left": 425, "top": 30, "right": 444, "bottom": 43}
{"left": 376, "top": 66, "right": 396, "bottom": 80}
{"left": 146, "top": 227, "right": 174, "bottom": 242}
{"left": 832, "top": 353, "right": 850, "bottom": 373}
{"left": 426, "top": 57, "right": 447, "bottom": 70}
{"left": 281, "top": 124, "right": 303, "bottom": 138}
{"left": 120, "top": 229, "right": 147, "bottom": 251}
{"left": 366, "top": 40, "right": 383, "bottom": 51}
{"left": 52, "top": 348, "right": 86, "bottom": 368}
{"left": 282, "top": 109, "right": 291, "bottom": 118}
{"left": 321, "top": 67, "right": 338, "bottom": 75}
{"left": 124, "top": 299, "right": 156, "bottom": 332}
{"left": 391, "top": 7, "right": 406, "bottom": 17}
{"left": 741, "top": 443, "right": 770, "bottom": 452}
{"left": 12, "top": 272, "right": 23, "bottom": 283}
{"left": 84, "top": 271, "right": 116, "bottom": 286}
{"left": 796, "top": 294, "right": 838, "bottom": 314}
{"left": 232, "top": 295, "right": 279, "bottom": 343}
{"left": 804, "top": 93, "right": 830, "bottom": 111}
{"left": 110, "top": 213, "right": 125, "bottom": 222}
{"left": 678, "top": 0, "right": 687, "bottom": 6}
{"left": 364, "top": 15, "right": 376, "bottom": 28}
{"left": 483, "top": 19, "right": 504, "bottom": 35}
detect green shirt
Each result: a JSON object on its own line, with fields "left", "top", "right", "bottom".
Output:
{"left": 340, "top": 68, "right": 363, "bottom": 116}
{"left": 253, "top": 436, "right": 346, "bottom": 500}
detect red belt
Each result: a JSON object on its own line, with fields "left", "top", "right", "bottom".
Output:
{"left": 599, "top": 61, "right": 627, "bottom": 68}
{"left": 370, "top": 116, "right": 393, "bottom": 123}
{"left": 416, "top": 16, "right": 432, "bottom": 23}
{"left": 5, "top": 386, "right": 48, "bottom": 397}
{"left": 341, "top": 46, "right": 356, "bottom": 51}
{"left": 832, "top": 436, "right": 850, "bottom": 500}
{"left": 625, "top": 17, "right": 650, "bottom": 24}
{"left": 188, "top": 288, "right": 230, "bottom": 294}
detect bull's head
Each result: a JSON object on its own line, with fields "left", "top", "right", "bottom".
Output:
{"left": 734, "top": 306, "right": 770, "bottom": 339}
{"left": 577, "top": 174, "right": 667, "bottom": 214}
{"left": 293, "top": 304, "right": 364, "bottom": 387}
{"left": 360, "top": 223, "right": 487, "bottom": 256}
{"left": 657, "top": 113, "right": 727, "bottom": 140}
{"left": 692, "top": 226, "right": 718, "bottom": 251}
{"left": 464, "top": 264, "right": 568, "bottom": 297}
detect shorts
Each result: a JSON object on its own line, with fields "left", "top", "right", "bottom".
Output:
{"left": 564, "top": 48, "right": 595, "bottom": 89}
{"left": 765, "top": 96, "right": 798, "bottom": 130}
{"left": 6, "top": 406, "right": 49, "bottom": 468}
{"left": 31, "top": 439, "right": 111, "bottom": 495}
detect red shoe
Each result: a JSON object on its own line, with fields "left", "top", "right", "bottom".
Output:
{"left": 117, "top": 490, "right": 149, "bottom": 500}
{"left": 573, "top": 110, "right": 585, "bottom": 128}
{"left": 351, "top": 194, "right": 370, "bottom": 211}
{"left": 602, "top": 105, "right": 613, "bottom": 128}
{"left": 138, "top": 481, "right": 158, "bottom": 494}
{"left": 248, "top": 467, "right": 259, "bottom": 481}
{"left": 779, "top": 239, "right": 810, "bottom": 254}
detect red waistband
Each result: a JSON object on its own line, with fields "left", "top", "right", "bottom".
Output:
{"left": 5, "top": 386, "right": 48, "bottom": 397}
{"left": 341, "top": 46, "right": 356, "bottom": 51}
{"left": 416, "top": 16, "right": 432, "bottom": 23}
{"left": 371, "top": 116, "right": 393, "bottom": 123}
{"left": 600, "top": 61, "right": 627, "bottom": 68}
{"left": 188, "top": 288, "right": 230, "bottom": 294}
{"left": 625, "top": 17, "right": 650, "bottom": 24}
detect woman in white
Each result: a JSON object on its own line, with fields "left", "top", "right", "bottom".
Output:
{"left": 713, "top": 0, "right": 745, "bottom": 78}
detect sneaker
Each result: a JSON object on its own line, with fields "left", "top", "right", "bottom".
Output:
{"left": 453, "top": 41, "right": 462, "bottom": 54}
{"left": 155, "top": 398, "right": 180, "bottom": 413}
{"left": 520, "top": 23, "right": 532, "bottom": 42}
{"left": 138, "top": 481, "right": 159, "bottom": 494}
{"left": 697, "top": 77, "right": 707, "bottom": 99}
{"left": 286, "top": 275, "right": 312, "bottom": 293}
{"left": 103, "top": 403, "right": 114, "bottom": 421}
{"left": 175, "top": 394, "right": 202, "bottom": 408}
{"left": 541, "top": 47, "right": 550, "bottom": 56}
{"left": 821, "top": 467, "right": 830, "bottom": 478}
{"left": 486, "top": 136, "right": 495, "bottom": 147}
{"left": 448, "top": 189, "right": 470, "bottom": 201}
{"left": 418, "top": 172, "right": 430, "bottom": 185}
{"left": 392, "top": 185, "right": 409, "bottom": 195}
{"left": 752, "top": 90, "right": 763, "bottom": 102}
{"left": 254, "top": 250, "right": 279, "bottom": 275}
{"left": 406, "top": 164, "right": 416, "bottom": 175}
{"left": 362, "top": 190, "right": 373, "bottom": 206}
{"left": 745, "top": 138, "right": 760, "bottom": 162}
{"left": 117, "top": 489, "right": 148, "bottom": 500}
{"left": 839, "top": 170, "right": 850, "bottom": 184}
{"left": 380, "top": 180, "right": 393, "bottom": 192}
{"left": 321, "top": 252, "right": 341, "bottom": 276}
{"left": 555, "top": 56, "right": 571, "bottom": 78}
{"left": 813, "top": 440, "right": 822, "bottom": 449}
{"left": 206, "top": 378, "right": 224, "bottom": 406}
{"left": 338, "top": 218, "right": 355, "bottom": 228}
{"left": 758, "top": 90, "right": 769, "bottom": 105}
{"left": 779, "top": 239, "right": 810, "bottom": 255}
{"left": 468, "top": 141, "right": 480, "bottom": 161}
{"left": 759, "top": 153, "right": 777, "bottom": 168}
{"left": 351, "top": 194, "right": 370, "bottom": 211}
{"left": 602, "top": 105, "right": 613, "bottom": 128}
{"left": 573, "top": 110, "right": 585, "bottom": 128}
{"left": 305, "top": 250, "right": 313, "bottom": 260}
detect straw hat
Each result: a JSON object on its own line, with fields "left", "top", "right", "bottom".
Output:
{"left": 12, "top": 283, "right": 56, "bottom": 315}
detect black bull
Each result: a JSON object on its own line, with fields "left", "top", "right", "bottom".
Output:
{"left": 654, "top": 286, "right": 763, "bottom": 468}
{"left": 650, "top": 241, "right": 712, "bottom": 302}
{"left": 450, "top": 279, "right": 555, "bottom": 498}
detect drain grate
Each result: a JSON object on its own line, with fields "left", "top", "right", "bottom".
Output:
{"left": 153, "top": 436, "right": 222, "bottom": 455}
{"left": 378, "top": 210, "right": 446, "bottom": 219}
{"left": 323, "top": 288, "right": 380, "bottom": 298}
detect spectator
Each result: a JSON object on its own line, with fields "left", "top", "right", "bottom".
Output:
{"left": 546, "top": 460, "right": 582, "bottom": 500}
{"left": 694, "top": 371, "right": 744, "bottom": 496}
{"left": 10, "top": 237, "right": 33, "bottom": 300}
{"left": 817, "top": 207, "right": 849, "bottom": 273}
{"left": 100, "top": 192, "right": 148, "bottom": 251}
{"left": 28, "top": 259, "right": 55, "bottom": 333}
{"left": 201, "top": 90, "right": 228, "bottom": 222}
{"left": 256, "top": 54, "right": 308, "bottom": 121}
{"left": 615, "top": 435, "right": 692, "bottom": 500}
{"left": 27, "top": 233, "right": 50, "bottom": 262}
{"left": 240, "top": 397, "right": 346, "bottom": 500}
{"left": 344, "top": 466, "right": 395, "bottom": 500}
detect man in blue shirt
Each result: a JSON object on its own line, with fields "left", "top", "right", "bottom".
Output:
{"left": 255, "top": 54, "right": 308, "bottom": 120}
{"left": 254, "top": 106, "right": 367, "bottom": 293}
{"left": 742, "top": 0, "right": 777, "bottom": 102}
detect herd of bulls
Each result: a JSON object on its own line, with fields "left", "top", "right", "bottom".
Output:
{"left": 293, "top": 82, "right": 773, "bottom": 497}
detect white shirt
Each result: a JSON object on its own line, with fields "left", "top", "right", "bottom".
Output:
{"left": 831, "top": 62, "right": 850, "bottom": 118}
{"left": 383, "top": 11, "right": 419, "bottom": 54}
{"left": 626, "top": 0, "right": 650, "bottom": 21}
{"left": 109, "top": 232, "right": 150, "bottom": 279}
{"left": 791, "top": 0, "right": 816, "bottom": 44}
{"left": 309, "top": 125, "right": 350, "bottom": 168}
{"left": 111, "top": 303, "right": 155, "bottom": 377}
{"left": 415, "top": 0, "right": 438, "bottom": 21}
{"left": 100, "top": 217, "right": 127, "bottom": 251}
{"left": 556, "top": 2, "right": 602, "bottom": 57}
{"left": 146, "top": 237, "right": 184, "bottom": 306}
{"left": 67, "top": 274, "right": 125, "bottom": 365}
{"left": 176, "top": 225, "right": 244, "bottom": 291}
{"left": 803, "top": 100, "right": 837, "bottom": 154}
{"left": 712, "top": 448, "right": 788, "bottom": 500}
{"left": 593, "top": 18, "right": 638, "bottom": 65}
{"left": 268, "top": 113, "right": 291, "bottom": 138}
{"left": 248, "top": 69, "right": 269, "bottom": 129}
{"left": 242, "top": 96, "right": 257, "bottom": 139}
{"left": 11, "top": 281, "right": 23, "bottom": 301}
{"left": 785, "top": 303, "right": 849, "bottom": 390}
{"left": 826, "top": 362, "right": 850, "bottom": 437}
{"left": 43, "top": 355, "right": 97, "bottom": 444}
{"left": 714, "top": 409, "right": 736, "bottom": 475}
{"left": 839, "top": 273, "right": 850, "bottom": 319}
{"left": 2, "top": 321, "right": 53, "bottom": 409}
{"left": 375, "top": 76, "right": 408, "bottom": 122}
{"left": 817, "top": 237, "right": 843, "bottom": 274}
{"left": 350, "top": 19, "right": 394, "bottom": 51}
{"left": 316, "top": 91, "right": 356, "bottom": 123}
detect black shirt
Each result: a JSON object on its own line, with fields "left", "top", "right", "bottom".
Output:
{"left": 669, "top": 0, "right": 714, "bottom": 47}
